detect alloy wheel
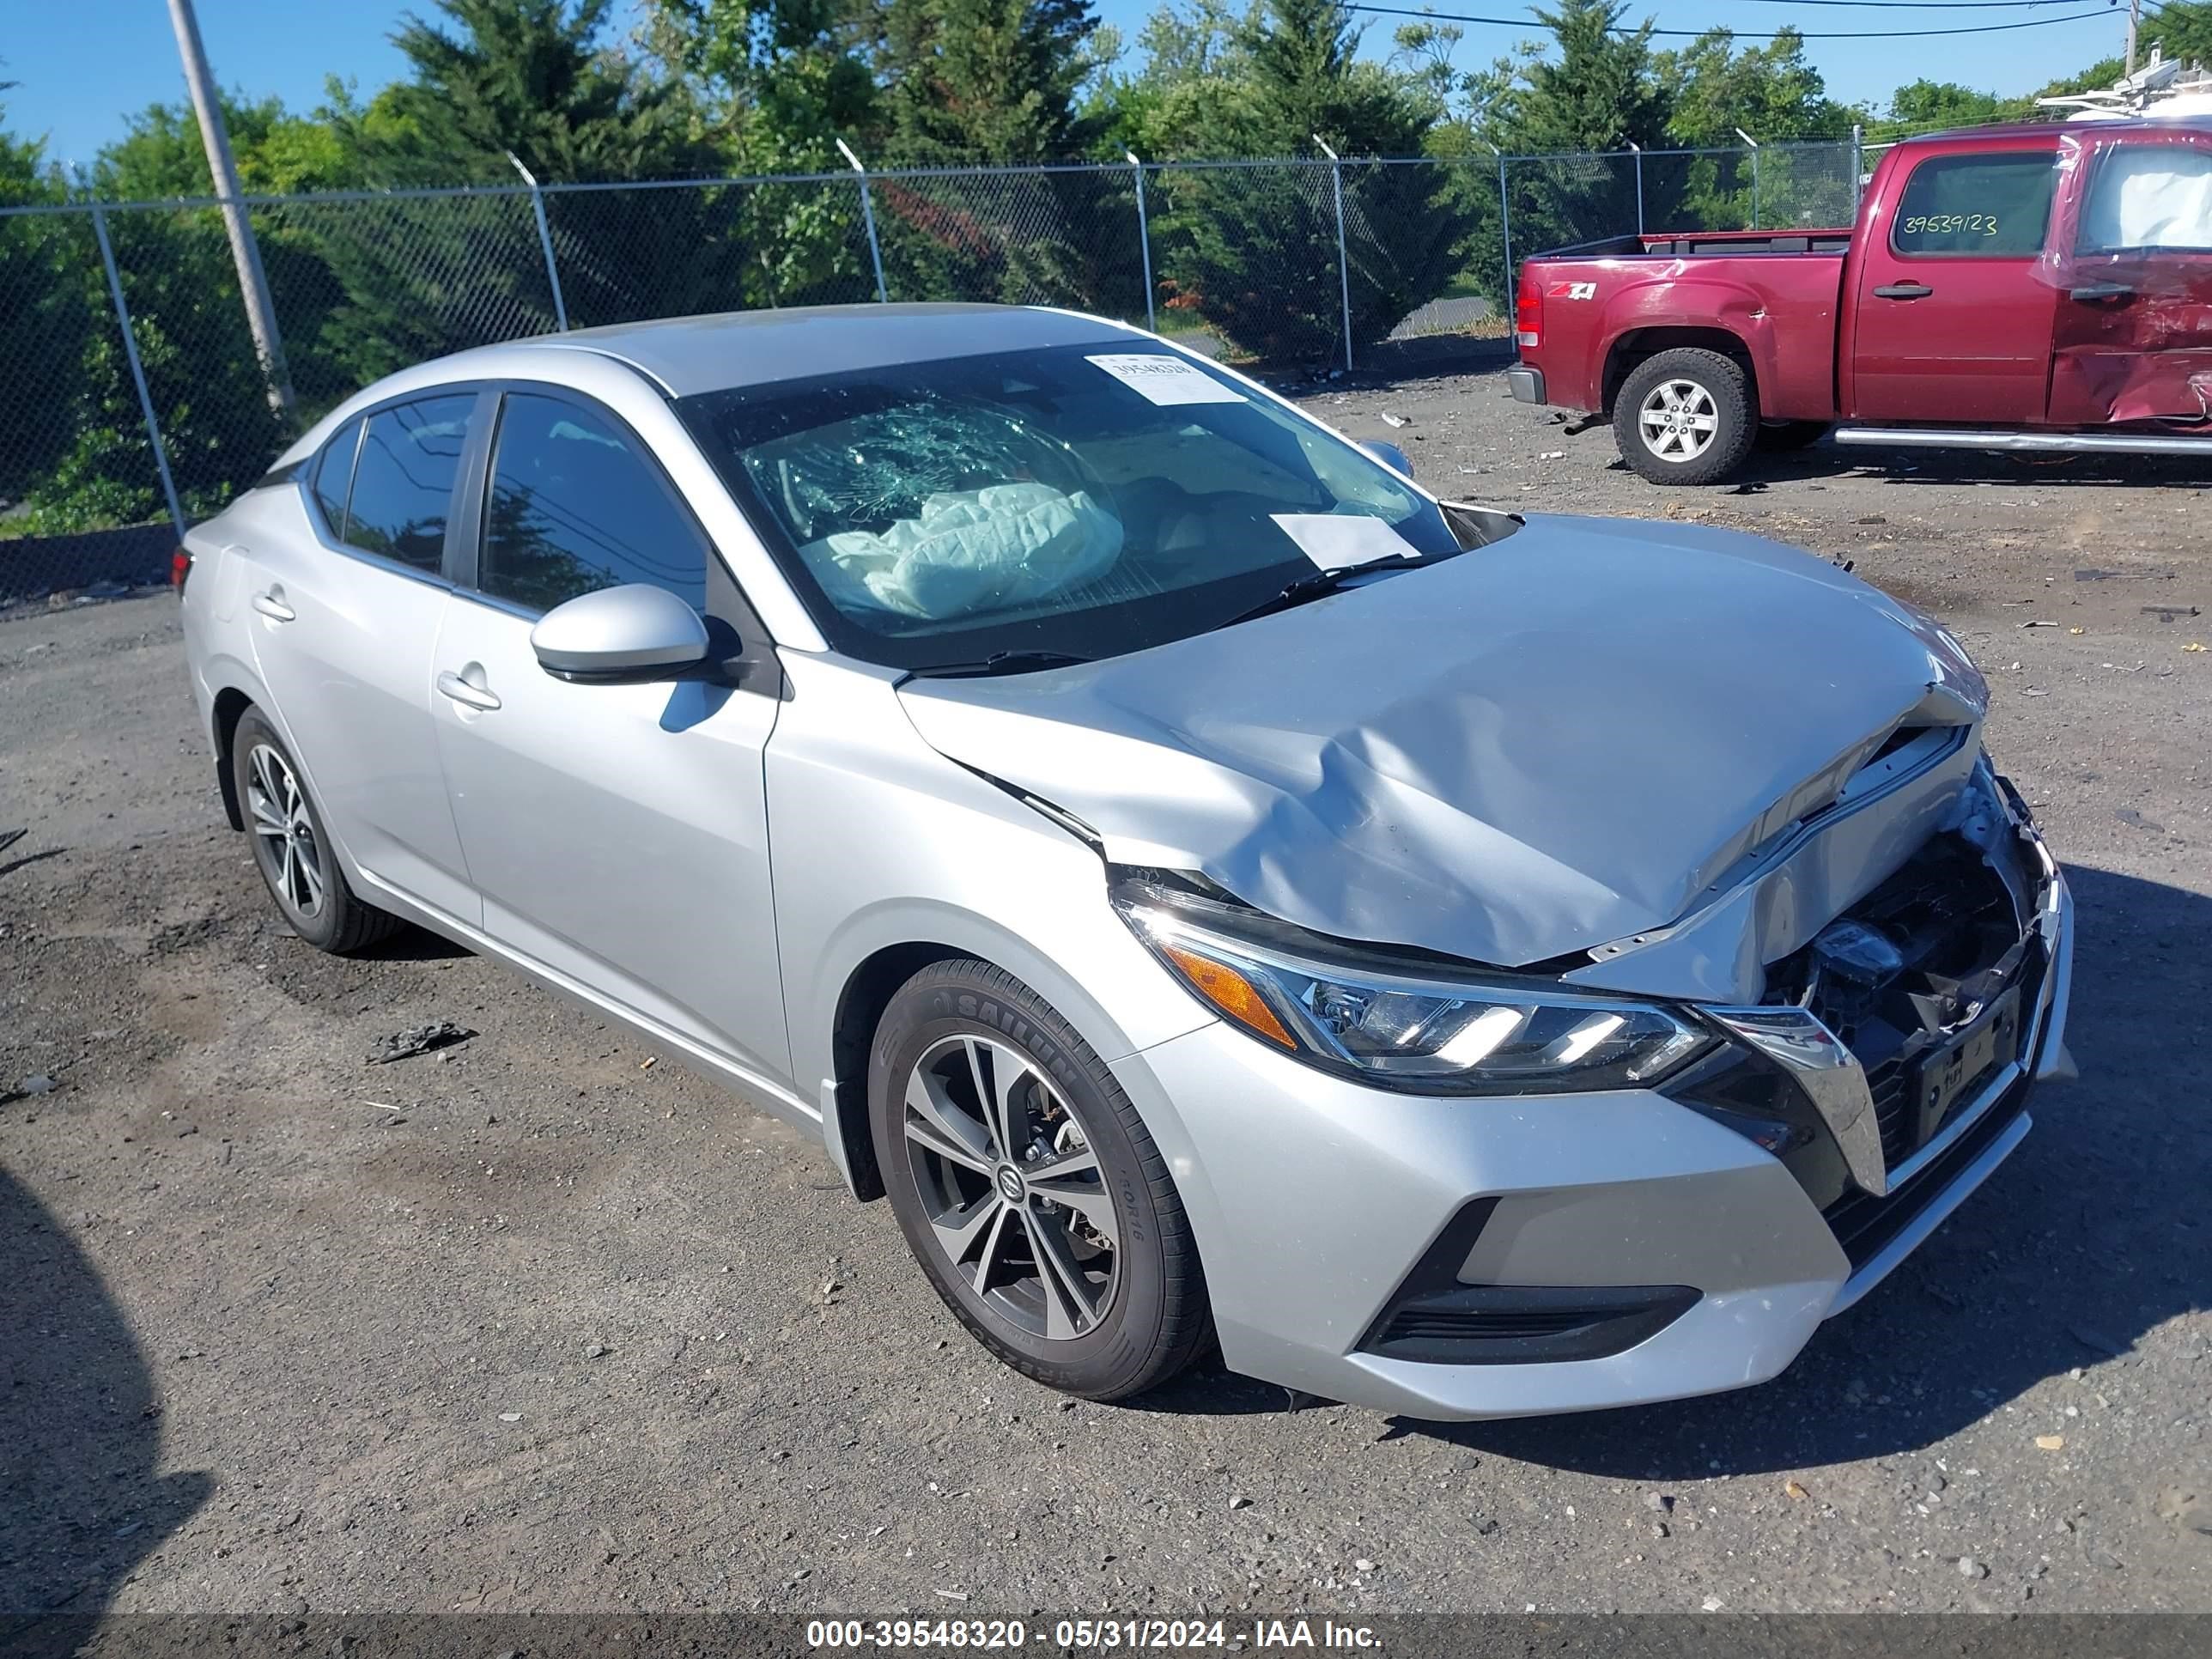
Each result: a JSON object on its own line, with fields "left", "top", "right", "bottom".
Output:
{"left": 244, "top": 742, "right": 326, "bottom": 920}
{"left": 900, "top": 1034, "right": 1121, "bottom": 1341}
{"left": 1638, "top": 378, "right": 1720, "bottom": 463}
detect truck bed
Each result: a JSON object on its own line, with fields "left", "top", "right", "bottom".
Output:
{"left": 1545, "top": 229, "right": 1853, "bottom": 261}
{"left": 1517, "top": 234, "right": 1851, "bottom": 422}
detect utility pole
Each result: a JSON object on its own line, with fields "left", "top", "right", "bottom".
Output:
{"left": 1735, "top": 127, "right": 1761, "bottom": 230}
{"left": 167, "top": 0, "right": 294, "bottom": 414}
{"left": 2124, "top": 0, "right": 2142, "bottom": 76}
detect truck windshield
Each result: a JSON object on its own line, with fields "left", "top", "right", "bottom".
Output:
{"left": 676, "top": 343, "right": 1462, "bottom": 671}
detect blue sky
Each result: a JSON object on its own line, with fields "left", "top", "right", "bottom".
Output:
{"left": 2, "top": 0, "right": 2137, "bottom": 169}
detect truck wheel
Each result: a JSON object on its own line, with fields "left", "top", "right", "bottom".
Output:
{"left": 1614, "top": 349, "right": 1756, "bottom": 484}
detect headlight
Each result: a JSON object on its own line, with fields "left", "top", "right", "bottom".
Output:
{"left": 1113, "top": 876, "right": 1713, "bottom": 1095}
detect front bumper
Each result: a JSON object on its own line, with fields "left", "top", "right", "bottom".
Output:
{"left": 1109, "top": 800, "right": 2073, "bottom": 1421}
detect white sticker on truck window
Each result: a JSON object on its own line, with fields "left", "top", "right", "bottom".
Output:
{"left": 1086, "top": 353, "right": 1245, "bottom": 405}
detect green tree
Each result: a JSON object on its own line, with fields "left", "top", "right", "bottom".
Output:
{"left": 94, "top": 93, "right": 364, "bottom": 199}
{"left": 0, "top": 103, "right": 90, "bottom": 514}
{"left": 879, "top": 0, "right": 1104, "bottom": 164}
{"left": 350, "top": 0, "right": 705, "bottom": 184}
{"left": 0, "top": 87, "right": 292, "bottom": 535}
{"left": 1467, "top": 0, "right": 1669, "bottom": 307}
{"left": 319, "top": 0, "right": 724, "bottom": 380}
{"left": 644, "top": 0, "right": 880, "bottom": 172}
{"left": 1657, "top": 29, "right": 1855, "bottom": 147}
{"left": 1486, "top": 0, "right": 1670, "bottom": 154}
{"left": 1160, "top": 0, "right": 1476, "bottom": 359}
{"left": 1870, "top": 79, "right": 2033, "bottom": 142}
{"left": 1656, "top": 30, "right": 1860, "bottom": 228}
{"left": 1085, "top": 0, "right": 1260, "bottom": 159}
{"left": 639, "top": 0, "right": 885, "bottom": 307}
{"left": 872, "top": 0, "right": 1144, "bottom": 317}
{"left": 2137, "top": 1, "right": 2212, "bottom": 69}
{"left": 24, "top": 210, "right": 289, "bottom": 533}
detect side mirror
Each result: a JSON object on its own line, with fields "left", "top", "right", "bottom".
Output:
{"left": 530, "top": 584, "right": 710, "bottom": 684}
{"left": 1358, "top": 439, "right": 1414, "bottom": 478}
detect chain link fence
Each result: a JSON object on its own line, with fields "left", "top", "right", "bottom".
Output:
{"left": 0, "top": 138, "right": 1864, "bottom": 604}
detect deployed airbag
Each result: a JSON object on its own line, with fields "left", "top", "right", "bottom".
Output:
{"left": 798, "top": 483, "right": 1123, "bottom": 621}
{"left": 2080, "top": 148, "right": 2212, "bottom": 252}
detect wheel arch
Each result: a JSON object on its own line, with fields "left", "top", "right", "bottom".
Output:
{"left": 825, "top": 940, "right": 971, "bottom": 1201}
{"left": 1602, "top": 325, "right": 1760, "bottom": 418}
{"left": 796, "top": 872, "right": 1213, "bottom": 1203}
{"left": 210, "top": 684, "right": 257, "bottom": 832}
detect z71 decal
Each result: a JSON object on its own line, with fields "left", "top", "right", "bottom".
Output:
{"left": 1547, "top": 280, "right": 1599, "bottom": 300}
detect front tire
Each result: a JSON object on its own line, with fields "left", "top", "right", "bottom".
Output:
{"left": 868, "top": 960, "right": 1209, "bottom": 1401}
{"left": 231, "top": 710, "right": 403, "bottom": 954}
{"left": 1614, "top": 348, "right": 1757, "bottom": 484}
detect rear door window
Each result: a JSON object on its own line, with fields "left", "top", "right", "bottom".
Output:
{"left": 312, "top": 417, "right": 362, "bottom": 535}
{"left": 1891, "top": 154, "right": 2057, "bottom": 257}
{"left": 2078, "top": 143, "right": 2212, "bottom": 253}
{"left": 476, "top": 392, "right": 709, "bottom": 615}
{"left": 341, "top": 395, "right": 476, "bottom": 572}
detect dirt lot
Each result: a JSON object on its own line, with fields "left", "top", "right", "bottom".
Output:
{"left": 3, "top": 363, "right": 2210, "bottom": 1624}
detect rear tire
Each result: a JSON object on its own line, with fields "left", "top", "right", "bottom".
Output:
{"left": 231, "top": 710, "right": 404, "bottom": 955}
{"left": 1614, "top": 348, "right": 1757, "bottom": 484}
{"left": 868, "top": 959, "right": 1210, "bottom": 1401}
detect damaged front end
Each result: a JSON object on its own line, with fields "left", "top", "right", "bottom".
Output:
{"left": 1103, "top": 752, "right": 2071, "bottom": 1307}
{"left": 1668, "top": 760, "right": 2072, "bottom": 1297}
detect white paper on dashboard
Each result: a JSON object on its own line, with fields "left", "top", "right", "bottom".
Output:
{"left": 1086, "top": 353, "right": 1245, "bottom": 405}
{"left": 1270, "top": 513, "right": 1420, "bottom": 571}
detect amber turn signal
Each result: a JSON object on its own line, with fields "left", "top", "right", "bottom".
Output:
{"left": 1160, "top": 942, "right": 1297, "bottom": 1048}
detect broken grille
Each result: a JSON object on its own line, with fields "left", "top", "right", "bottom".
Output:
{"left": 1766, "top": 832, "right": 2034, "bottom": 1170}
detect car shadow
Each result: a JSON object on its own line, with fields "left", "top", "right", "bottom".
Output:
{"left": 1633, "top": 439, "right": 2212, "bottom": 494}
{"left": 0, "top": 1166, "right": 213, "bottom": 1634}
{"left": 1139, "top": 865, "right": 2206, "bottom": 1463}
{"left": 349, "top": 927, "right": 471, "bottom": 964}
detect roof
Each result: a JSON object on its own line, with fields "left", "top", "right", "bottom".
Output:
{"left": 1897, "top": 114, "right": 2212, "bottom": 145}
{"left": 521, "top": 302, "right": 1135, "bottom": 397}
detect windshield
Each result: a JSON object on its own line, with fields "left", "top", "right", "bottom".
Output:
{"left": 675, "top": 342, "right": 1463, "bottom": 670}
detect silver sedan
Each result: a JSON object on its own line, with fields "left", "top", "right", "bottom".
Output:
{"left": 178, "top": 303, "right": 2075, "bottom": 1417}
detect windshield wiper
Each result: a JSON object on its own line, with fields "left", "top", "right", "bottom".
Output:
{"left": 1218, "top": 554, "right": 1431, "bottom": 629}
{"left": 903, "top": 649, "right": 1096, "bottom": 679}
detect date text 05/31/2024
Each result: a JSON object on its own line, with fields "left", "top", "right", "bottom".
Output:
{"left": 805, "top": 1619, "right": 1382, "bottom": 1650}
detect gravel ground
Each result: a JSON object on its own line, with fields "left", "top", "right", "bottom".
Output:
{"left": 3, "top": 362, "right": 2209, "bottom": 1624}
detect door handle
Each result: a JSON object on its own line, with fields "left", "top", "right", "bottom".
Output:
{"left": 250, "top": 589, "right": 295, "bottom": 623}
{"left": 1872, "top": 283, "right": 1934, "bottom": 301}
{"left": 436, "top": 669, "right": 501, "bottom": 712}
{"left": 2069, "top": 281, "right": 2136, "bottom": 303}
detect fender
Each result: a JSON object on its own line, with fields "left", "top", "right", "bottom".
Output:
{"left": 198, "top": 655, "right": 384, "bottom": 908}
{"left": 1586, "top": 268, "right": 1840, "bottom": 422}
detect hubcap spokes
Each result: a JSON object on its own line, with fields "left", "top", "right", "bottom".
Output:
{"left": 245, "top": 744, "right": 325, "bottom": 919}
{"left": 902, "top": 1034, "right": 1119, "bottom": 1341}
{"left": 1639, "top": 379, "right": 1719, "bottom": 461}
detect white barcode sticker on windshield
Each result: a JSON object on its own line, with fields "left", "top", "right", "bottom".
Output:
{"left": 1271, "top": 513, "right": 1420, "bottom": 571}
{"left": 1086, "top": 353, "right": 1244, "bottom": 405}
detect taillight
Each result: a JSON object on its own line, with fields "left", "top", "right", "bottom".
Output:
{"left": 1516, "top": 278, "right": 1542, "bottom": 349}
{"left": 171, "top": 546, "right": 192, "bottom": 594}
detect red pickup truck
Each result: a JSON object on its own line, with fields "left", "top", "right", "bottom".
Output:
{"left": 1509, "top": 116, "right": 2212, "bottom": 483}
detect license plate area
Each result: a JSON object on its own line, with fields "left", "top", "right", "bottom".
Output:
{"left": 1914, "top": 984, "right": 2022, "bottom": 1146}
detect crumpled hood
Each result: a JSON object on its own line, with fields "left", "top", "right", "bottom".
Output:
{"left": 896, "top": 513, "right": 1987, "bottom": 974}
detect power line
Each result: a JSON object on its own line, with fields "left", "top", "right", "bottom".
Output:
{"left": 1626, "top": 0, "right": 2119, "bottom": 9}
{"left": 1350, "top": 3, "right": 2121, "bottom": 36}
